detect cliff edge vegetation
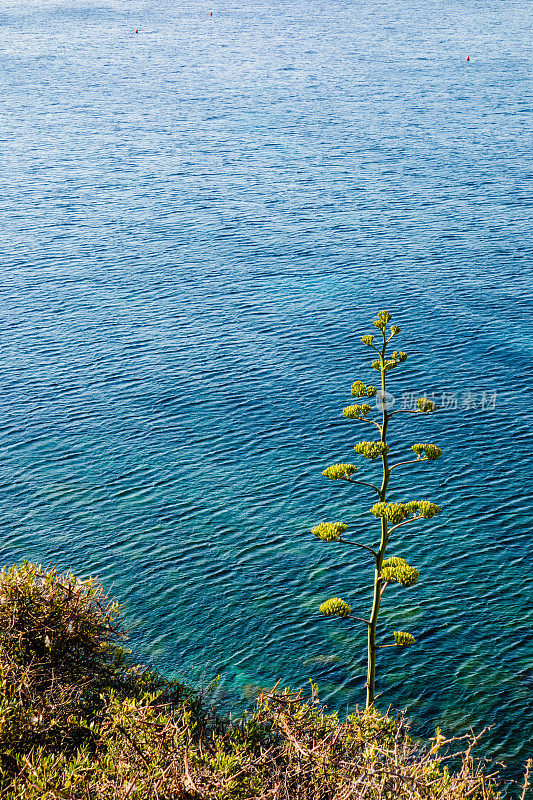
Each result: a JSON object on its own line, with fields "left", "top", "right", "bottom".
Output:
{"left": 0, "top": 563, "right": 527, "bottom": 799}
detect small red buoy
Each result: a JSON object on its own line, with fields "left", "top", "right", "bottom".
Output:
{"left": 135, "top": 28, "right": 138, "bottom": 33}
{"left": 466, "top": 55, "right": 469, "bottom": 61}
{"left": 210, "top": 11, "right": 213, "bottom": 15}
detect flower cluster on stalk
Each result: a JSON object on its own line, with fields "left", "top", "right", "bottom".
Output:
{"left": 394, "top": 631, "right": 416, "bottom": 646}
{"left": 416, "top": 397, "right": 437, "bottom": 413}
{"left": 372, "top": 310, "right": 392, "bottom": 331}
{"left": 343, "top": 404, "right": 372, "bottom": 420}
{"left": 371, "top": 351, "right": 407, "bottom": 372}
{"left": 351, "top": 381, "right": 377, "bottom": 398}
{"left": 371, "top": 501, "right": 440, "bottom": 524}
{"left": 322, "top": 464, "right": 357, "bottom": 480}
{"left": 311, "top": 522, "right": 347, "bottom": 542}
{"left": 320, "top": 598, "right": 352, "bottom": 618}
{"left": 355, "top": 441, "right": 389, "bottom": 460}
{"left": 380, "top": 557, "right": 419, "bottom": 587}
{"left": 412, "top": 443, "right": 442, "bottom": 460}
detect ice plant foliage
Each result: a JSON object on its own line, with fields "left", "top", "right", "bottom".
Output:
{"left": 314, "top": 310, "right": 443, "bottom": 708}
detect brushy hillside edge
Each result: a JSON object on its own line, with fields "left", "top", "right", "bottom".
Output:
{"left": 0, "top": 563, "right": 530, "bottom": 799}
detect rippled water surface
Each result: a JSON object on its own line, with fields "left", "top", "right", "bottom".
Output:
{"left": 1, "top": 0, "right": 531, "bottom": 787}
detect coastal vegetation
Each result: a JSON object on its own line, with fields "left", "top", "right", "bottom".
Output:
{"left": 0, "top": 562, "right": 524, "bottom": 799}
{"left": 314, "top": 311, "right": 442, "bottom": 707}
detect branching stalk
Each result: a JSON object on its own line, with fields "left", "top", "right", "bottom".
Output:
{"left": 312, "top": 310, "right": 442, "bottom": 709}
{"left": 346, "top": 478, "right": 381, "bottom": 494}
{"left": 338, "top": 539, "right": 378, "bottom": 558}
{"left": 389, "top": 458, "right": 423, "bottom": 471}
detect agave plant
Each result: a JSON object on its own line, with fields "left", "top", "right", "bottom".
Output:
{"left": 312, "top": 310, "right": 442, "bottom": 708}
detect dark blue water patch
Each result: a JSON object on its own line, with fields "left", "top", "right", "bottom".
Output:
{"left": 0, "top": 0, "right": 532, "bottom": 792}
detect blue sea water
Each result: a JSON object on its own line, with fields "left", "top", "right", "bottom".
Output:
{"left": 0, "top": 0, "right": 531, "bottom": 789}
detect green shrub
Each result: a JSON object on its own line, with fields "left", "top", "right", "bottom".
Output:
{"left": 0, "top": 563, "right": 510, "bottom": 799}
{"left": 0, "top": 562, "right": 196, "bottom": 759}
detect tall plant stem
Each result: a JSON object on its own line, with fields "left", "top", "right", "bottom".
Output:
{"left": 366, "top": 333, "right": 391, "bottom": 708}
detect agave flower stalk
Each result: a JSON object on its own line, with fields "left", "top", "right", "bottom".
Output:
{"left": 313, "top": 311, "right": 442, "bottom": 708}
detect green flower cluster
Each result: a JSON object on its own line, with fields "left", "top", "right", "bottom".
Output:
{"left": 415, "top": 501, "right": 441, "bottom": 518}
{"left": 351, "top": 381, "right": 377, "bottom": 398}
{"left": 372, "top": 310, "right": 392, "bottom": 331}
{"left": 390, "top": 325, "right": 401, "bottom": 337}
{"left": 411, "top": 443, "right": 442, "bottom": 460}
{"left": 311, "top": 522, "right": 347, "bottom": 542}
{"left": 416, "top": 397, "right": 437, "bottom": 413}
{"left": 322, "top": 463, "right": 357, "bottom": 480}
{"left": 320, "top": 597, "right": 352, "bottom": 617}
{"left": 343, "top": 404, "right": 372, "bottom": 420}
{"left": 371, "top": 502, "right": 412, "bottom": 524}
{"left": 371, "top": 351, "right": 407, "bottom": 373}
{"left": 361, "top": 335, "right": 375, "bottom": 346}
{"left": 394, "top": 631, "right": 416, "bottom": 646}
{"left": 355, "top": 441, "right": 389, "bottom": 460}
{"left": 392, "top": 351, "right": 407, "bottom": 364}
{"left": 380, "top": 557, "right": 419, "bottom": 587}
{"left": 371, "top": 500, "right": 441, "bottom": 523}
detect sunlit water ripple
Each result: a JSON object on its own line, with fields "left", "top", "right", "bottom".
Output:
{"left": 0, "top": 0, "right": 531, "bottom": 789}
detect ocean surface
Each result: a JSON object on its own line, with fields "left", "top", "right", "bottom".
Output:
{"left": 0, "top": 0, "right": 531, "bottom": 789}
